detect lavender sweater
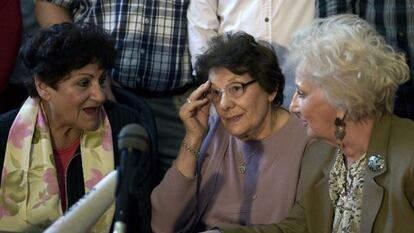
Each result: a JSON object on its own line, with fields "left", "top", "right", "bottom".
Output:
{"left": 151, "top": 114, "right": 309, "bottom": 233}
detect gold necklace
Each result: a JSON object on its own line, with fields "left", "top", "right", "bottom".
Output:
{"left": 236, "top": 110, "right": 276, "bottom": 174}
{"left": 239, "top": 110, "right": 280, "bottom": 174}
{"left": 238, "top": 143, "right": 259, "bottom": 174}
{"left": 239, "top": 161, "right": 247, "bottom": 174}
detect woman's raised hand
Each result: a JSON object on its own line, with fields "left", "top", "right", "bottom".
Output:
{"left": 179, "top": 80, "right": 212, "bottom": 141}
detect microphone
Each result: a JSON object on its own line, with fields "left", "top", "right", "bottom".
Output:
{"left": 44, "top": 170, "right": 117, "bottom": 233}
{"left": 44, "top": 124, "right": 148, "bottom": 233}
{"left": 113, "top": 124, "right": 149, "bottom": 233}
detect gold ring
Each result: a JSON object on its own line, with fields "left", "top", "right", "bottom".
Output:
{"left": 186, "top": 98, "right": 192, "bottom": 104}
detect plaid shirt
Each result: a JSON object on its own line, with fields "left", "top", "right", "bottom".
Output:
{"left": 316, "top": 0, "right": 414, "bottom": 119}
{"left": 48, "top": 0, "right": 193, "bottom": 93}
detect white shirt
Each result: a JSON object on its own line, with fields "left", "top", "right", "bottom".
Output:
{"left": 187, "top": 0, "right": 315, "bottom": 67}
{"left": 187, "top": 0, "right": 315, "bottom": 106}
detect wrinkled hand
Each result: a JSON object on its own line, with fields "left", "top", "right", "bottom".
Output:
{"left": 179, "top": 81, "right": 211, "bottom": 140}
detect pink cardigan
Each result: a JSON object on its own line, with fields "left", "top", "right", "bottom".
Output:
{"left": 151, "top": 114, "right": 309, "bottom": 233}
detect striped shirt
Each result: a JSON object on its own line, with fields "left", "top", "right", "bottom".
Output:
{"left": 316, "top": 0, "right": 414, "bottom": 119}
{"left": 48, "top": 0, "right": 194, "bottom": 93}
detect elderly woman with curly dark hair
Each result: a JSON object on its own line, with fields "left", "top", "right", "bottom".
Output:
{"left": 213, "top": 14, "right": 414, "bottom": 233}
{"left": 0, "top": 23, "right": 152, "bottom": 232}
{"left": 151, "top": 31, "right": 310, "bottom": 232}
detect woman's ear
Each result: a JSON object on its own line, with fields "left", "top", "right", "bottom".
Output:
{"left": 268, "top": 90, "right": 277, "bottom": 102}
{"left": 35, "top": 76, "right": 51, "bottom": 101}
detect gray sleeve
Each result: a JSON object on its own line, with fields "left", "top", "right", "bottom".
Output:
{"left": 151, "top": 163, "right": 198, "bottom": 233}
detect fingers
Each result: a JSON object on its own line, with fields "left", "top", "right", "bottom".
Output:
{"left": 180, "top": 81, "right": 211, "bottom": 120}
{"left": 182, "top": 81, "right": 210, "bottom": 111}
{"left": 186, "top": 81, "right": 211, "bottom": 104}
{"left": 183, "top": 97, "right": 210, "bottom": 116}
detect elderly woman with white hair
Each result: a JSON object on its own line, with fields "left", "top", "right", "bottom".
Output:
{"left": 206, "top": 14, "right": 414, "bottom": 233}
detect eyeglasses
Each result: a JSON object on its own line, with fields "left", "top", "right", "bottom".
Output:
{"left": 208, "top": 80, "right": 257, "bottom": 102}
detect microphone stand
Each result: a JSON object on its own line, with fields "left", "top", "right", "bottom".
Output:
{"left": 113, "top": 123, "right": 149, "bottom": 233}
{"left": 113, "top": 221, "right": 126, "bottom": 233}
{"left": 112, "top": 148, "right": 133, "bottom": 233}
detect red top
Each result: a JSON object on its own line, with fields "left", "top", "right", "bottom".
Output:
{"left": 53, "top": 138, "right": 80, "bottom": 212}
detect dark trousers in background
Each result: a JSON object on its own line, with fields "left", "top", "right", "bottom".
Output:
{"left": 394, "top": 80, "right": 414, "bottom": 121}
{"left": 143, "top": 90, "right": 191, "bottom": 181}
{"left": 114, "top": 85, "right": 193, "bottom": 184}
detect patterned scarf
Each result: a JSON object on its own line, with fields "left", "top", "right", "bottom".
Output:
{"left": 329, "top": 148, "right": 366, "bottom": 233}
{"left": 0, "top": 98, "right": 115, "bottom": 232}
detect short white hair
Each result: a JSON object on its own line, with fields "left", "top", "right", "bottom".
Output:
{"left": 288, "top": 14, "right": 409, "bottom": 121}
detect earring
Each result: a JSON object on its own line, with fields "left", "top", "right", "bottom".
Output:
{"left": 334, "top": 111, "right": 347, "bottom": 141}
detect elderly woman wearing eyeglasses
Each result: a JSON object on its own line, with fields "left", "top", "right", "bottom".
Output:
{"left": 207, "top": 14, "right": 414, "bottom": 233}
{"left": 151, "top": 31, "right": 310, "bottom": 233}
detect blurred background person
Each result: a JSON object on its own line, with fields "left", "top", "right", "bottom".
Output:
{"left": 0, "top": 23, "right": 152, "bottom": 232}
{"left": 187, "top": 0, "right": 315, "bottom": 108}
{"left": 316, "top": 0, "right": 414, "bottom": 120}
{"left": 1, "top": 0, "right": 41, "bottom": 115}
{"left": 151, "top": 31, "right": 309, "bottom": 233}
{"left": 35, "top": 0, "right": 194, "bottom": 182}
{"left": 0, "top": 0, "right": 22, "bottom": 112}
{"left": 215, "top": 14, "right": 414, "bottom": 233}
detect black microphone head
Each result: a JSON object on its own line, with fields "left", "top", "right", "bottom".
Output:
{"left": 118, "top": 124, "right": 149, "bottom": 153}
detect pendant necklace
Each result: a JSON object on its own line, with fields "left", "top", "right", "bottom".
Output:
{"left": 237, "top": 141, "right": 262, "bottom": 175}
{"left": 239, "top": 161, "right": 248, "bottom": 174}
{"left": 238, "top": 145, "right": 258, "bottom": 174}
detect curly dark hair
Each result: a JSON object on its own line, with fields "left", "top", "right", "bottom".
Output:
{"left": 20, "top": 22, "right": 116, "bottom": 97}
{"left": 195, "top": 31, "right": 285, "bottom": 107}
